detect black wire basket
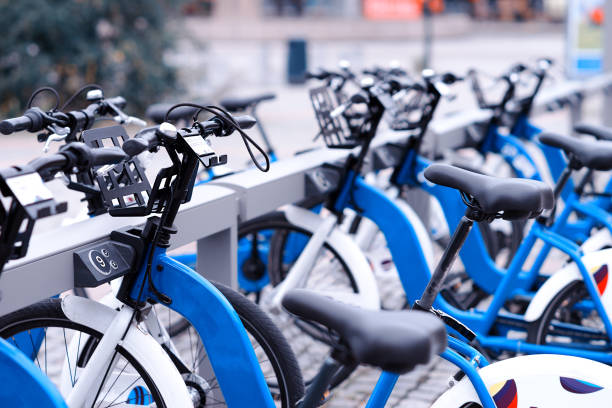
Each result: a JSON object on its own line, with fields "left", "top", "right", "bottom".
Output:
{"left": 309, "top": 86, "right": 361, "bottom": 149}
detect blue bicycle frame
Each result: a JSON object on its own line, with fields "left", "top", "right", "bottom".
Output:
{"left": 329, "top": 168, "right": 499, "bottom": 408}
{"left": 0, "top": 337, "right": 67, "bottom": 406}
{"left": 127, "top": 245, "right": 276, "bottom": 407}
{"left": 406, "top": 114, "right": 612, "bottom": 297}
{"left": 375, "top": 146, "right": 612, "bottom": 361}
{"left": 323, "top": 157, "right": 612, "bottom": 406}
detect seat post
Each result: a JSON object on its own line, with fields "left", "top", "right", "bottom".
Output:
{"left": 540, "top": 163, "right": 574, "bottom": 227}
{"left": 415, "top": 214, "right": 474, "bottom": 311}
{"left": 552, "top": 165, "right": 573, "bottom": 202}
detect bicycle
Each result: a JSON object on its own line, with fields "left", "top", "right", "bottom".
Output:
{"left": 281, "top": 162, "right": 612, "bottom": 408}
{"left": 0, "top": 105, "right": 304, "bottom": 407}
{"left": 0, "top": 140, "right": 186, "bottom": 406}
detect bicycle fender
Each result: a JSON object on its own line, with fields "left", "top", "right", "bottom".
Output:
{"left": 580, "top": 228, "right": 612, "bottom": 254}
{"left": 0, "top": 338, "right": 67, "bottom": 407}
{"left": 524, "top": 248, "right": 612, "bottom": 322}
{"left": 432, "top": 354, "right": 612, "bottom": 408}
{"left": 60, "top": 295, "right": 192, "bottom": 407}
{"left": 282, "top": 205, "right": 381, "bottom": 310}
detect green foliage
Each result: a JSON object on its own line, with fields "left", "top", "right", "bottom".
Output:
{"left": 0, "top": 0, "right": 178, "bottom": 115}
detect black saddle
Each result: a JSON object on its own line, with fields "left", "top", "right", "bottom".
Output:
{"left": 539, "top": 132, "right": 612, "bottom": 171}
{"left": 220, "top": 93, "right": 276, "bottom": 112}
{"left": 574, "top": 123, "right": 612, "bottom": 142}
{"left": 145, "top": 103, "right": 201, "bottom": 124}
{"left": 424, "top": 163, "right": 554, "bottom": 220}
{"left": 282, "top": 289, "right": 447, "bottom": 374}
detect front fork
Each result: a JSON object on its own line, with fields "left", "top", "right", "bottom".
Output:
{"left": 268, "top": 213, "right": 339, "bottom": 309}
{"left": 65, "top": 306, "right": 135, "bottom": 407}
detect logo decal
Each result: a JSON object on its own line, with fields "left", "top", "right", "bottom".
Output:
{"left": 592, "top": 264, "right": 608, "bottom": 295}
{"left": 489, "top": 379, "right": 517, "bottom": 408}
{"left": 560, "top": 377, "right": 603, "bottom": 394}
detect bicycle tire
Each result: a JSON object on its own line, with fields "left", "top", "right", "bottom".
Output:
{"left": 0, "top": 298, "right": 167, "bottom": 407}
{"left": 238, "top": 211, "right": 360, "bottom": 389}
{"left": 527, "top": 280, "right": 610, "bottom": 347}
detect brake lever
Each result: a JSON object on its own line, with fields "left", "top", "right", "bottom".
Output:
{"left": 42, "top": 124, "right": 70, "bottom": 153}
{"left": 95, "top": 163, "right": 117, "bottom": 177}
{"left": 106, "top": 99, "right": 147, "bottom": 127}
{"left": 114, "top": 115, "right": 147, "bottom": 127}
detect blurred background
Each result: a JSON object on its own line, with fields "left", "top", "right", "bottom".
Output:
{"left": 0, "top": 0, "right": 606, "bottom": 159}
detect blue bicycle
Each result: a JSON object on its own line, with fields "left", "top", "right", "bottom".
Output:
{"left": 274, "top": 80, "right": 612, "bottom": 407}
{"left": 0, "top": 106, "right": 305, "bottom": 407}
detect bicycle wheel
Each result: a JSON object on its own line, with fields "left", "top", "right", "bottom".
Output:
{"left": 238, "top": 211, "right": 360, "bottom": 388}
{"left": 159, "top": 281, "right": 304, "bottom": 407}
{"left": 0, "top": 298, "right": 167, "bottom": 407}
{"left": 527, "top": 280, "right": 610, "bottom": 349}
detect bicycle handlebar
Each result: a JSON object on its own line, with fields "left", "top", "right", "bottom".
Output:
{"left": 123, "top": 115, "right": 258, "bottom": 158}
{"left": 0, "top": 109, "right": 43, "bottom": 135}
{"left": 0, "top": 96, "right": 128, "bottom": 136}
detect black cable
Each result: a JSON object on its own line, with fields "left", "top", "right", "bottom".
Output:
{"left": 164, "top": 102, "right": 271, "bottom": 172}
{"left": 26, "top": 87, "right": 60, "bottom": 110}
{"left": 60, "top": 84, "right": 103, "bottom": 111}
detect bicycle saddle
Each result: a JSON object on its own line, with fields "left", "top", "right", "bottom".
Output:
{"left": 424, "top": 163, "right": 554, "bottom": 220}
{"left": 282, "top": 289, "right": 447, "bottom": 374}
{"left": 574, "top": 122, "right": 612, "bottom": 142}
{"left": 539, "top": 132, "right": 612, "bottom": 171}
{"left": 220, "top": 93, "right": 276, "bottom": 112}
{"left": 145, "top": 103, "right": 200, "bottom": 124}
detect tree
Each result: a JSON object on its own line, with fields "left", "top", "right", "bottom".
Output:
{"left": 0, "top": 0, "right": 178, "bottom": 115}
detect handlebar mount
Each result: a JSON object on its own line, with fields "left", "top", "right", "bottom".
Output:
{"left": 0, "top": 141, "right": 129, "bottom": 271}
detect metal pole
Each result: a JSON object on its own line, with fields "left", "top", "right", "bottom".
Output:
{"left": 423, "top": 1, "right": 433, "bottom": 69}
{"left": 604, "top": 0, "right": 612, "bottom": 125}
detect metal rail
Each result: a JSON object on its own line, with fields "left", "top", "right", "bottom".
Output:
{"left": 1, "top": 74, "right": 610, "bottom": 316}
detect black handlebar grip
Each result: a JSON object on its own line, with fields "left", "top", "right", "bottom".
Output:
{"left": 123, "top": 128, "right": 160, "bottom": 156}
{"left": 145, "top": 104, "right": 200, "bottom": 124}
{"left": 89, "top": 146, "right": 129, "bottom": 167}
{"left": 305, "top": 69, "right": 329, "bottom": 80}
{"left": 0, "top": 108, "right": 45, "bottom": 135}
{"left": 122, "top": 139, "right": 149, "bottom": 157}
{"left": 234, "top": 115, "right": 257, "bottom": 130}
{"left": 0, "top": 116, "right": 32, "bottom": 135}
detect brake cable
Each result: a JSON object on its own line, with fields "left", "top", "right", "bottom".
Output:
{"left": 60, "top": 83, "right": 103, "bottom": 111}
{"left": 164, "top": 102, "right": 271, "bottom": 172}
{"left": 26, "top": 87, "right": 60, "bottom": 110}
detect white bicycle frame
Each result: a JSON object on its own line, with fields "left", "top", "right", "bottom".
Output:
{"left": 267, "top": 205, "right": 381, "bottom": 310}
{"left": 59, "top": 295, "right": 192, "bottom": 408}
